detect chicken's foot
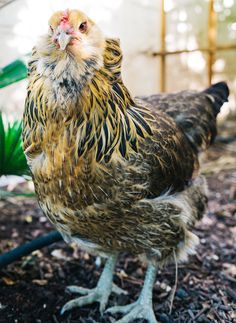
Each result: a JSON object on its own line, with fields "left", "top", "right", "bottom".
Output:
{"left": 61, "top": 254, "right": 126, "bottom": 315}
{"left": 107, "top": 263, "right": 158, "bottom": 323}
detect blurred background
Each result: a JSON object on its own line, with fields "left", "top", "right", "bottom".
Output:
{"left": 0, "top": 0, "right": 236, "bottom": 119}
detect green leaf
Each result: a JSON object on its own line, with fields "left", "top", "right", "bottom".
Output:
{"left": 0, "top": 113, "right": 29, "bottom": 177}
{"left": 0, "top": 190, "right": 36, "bottom": 198}
{"left": 0, "top": 58, "right": 28, "bottom": 89}
{"left": 5, "top": 120, "right": 22, "bottom": 164}
{"left": 0, "top": 112, "right": 5, "bottom": 173}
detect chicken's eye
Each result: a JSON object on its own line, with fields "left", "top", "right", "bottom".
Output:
{"left": 79, "top": 21, "right": 87, "bottom": 33}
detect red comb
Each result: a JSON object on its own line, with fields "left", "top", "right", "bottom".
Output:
{"left": 60, "top": 9, "right": 69, "bottom": 23}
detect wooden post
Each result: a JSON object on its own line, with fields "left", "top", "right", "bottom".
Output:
{"left": 160, "top": 0, "right": 166, "bottom": 92}
{"left": 208, "top": 0, "right": 217, "bottom": 86}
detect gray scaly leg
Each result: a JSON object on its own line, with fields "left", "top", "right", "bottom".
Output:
{"left": 61, "top": 254, "right": 126, "bottom": 315}
{"left": 107, "top": 263, "right": 158, "bottom": 323}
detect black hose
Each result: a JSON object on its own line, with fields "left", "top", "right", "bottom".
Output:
{"left": 0, "top": 230, "right": 63, "bottom": 269}
{"left": 215, "top": 134, "right": 236, "bottom": 144}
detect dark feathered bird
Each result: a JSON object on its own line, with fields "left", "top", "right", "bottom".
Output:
{"left": 22, "top": 9, "right": 229, "bottom": 322}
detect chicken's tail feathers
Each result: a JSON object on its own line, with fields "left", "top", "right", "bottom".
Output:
{"left": 184, "top": 81, "right": 230, "bottom": 151}
{"left": 204, "top": 81, "right": 229, "bottom": 116}
{"left": 139, "top": 82, "right": 230, "bottom": 152}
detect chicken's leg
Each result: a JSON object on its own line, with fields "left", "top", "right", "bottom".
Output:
{"left": 61, "top": 254, "right": 126, "bottom": 315}
{"left": 107, "top": 263, "right": 158, "bottom": 323}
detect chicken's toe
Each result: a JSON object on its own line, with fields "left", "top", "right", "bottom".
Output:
{"left": 107, "top": 301, "right": 157, "bottom": 323}
{"left": 61, "top": 287, "right": 107, "bottom": 315}
{"left": 61, "top": 255, "right": 126, "bottom": 315}
{"left": 107, "top": 262, "right": 158, "bottom": 323}
{"left": 62, "top": 282, "right": 127, "bottom": 315}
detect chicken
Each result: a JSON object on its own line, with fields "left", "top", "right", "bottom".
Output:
{"left": 22, "top": 9, "right": 229, "bottom": 323}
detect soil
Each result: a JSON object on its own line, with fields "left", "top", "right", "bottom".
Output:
{"left": 0, "top": 122, "right": 235, "bottom": 323}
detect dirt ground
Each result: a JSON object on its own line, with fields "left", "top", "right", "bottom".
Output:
{"left": 0, "top": 121, "right": 235, "bottom": 323}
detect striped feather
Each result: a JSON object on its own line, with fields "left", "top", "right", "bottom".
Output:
{"left": 23, "top": 37, "right": 154, "bottom": 165}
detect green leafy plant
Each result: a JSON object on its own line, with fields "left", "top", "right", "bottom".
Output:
{"left": 0, "top": 58, "right": 28, "bottom": 89}
{"left": 0, "top": 112, "right": 29, "bottom": 177}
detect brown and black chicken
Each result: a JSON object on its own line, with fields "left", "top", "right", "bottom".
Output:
{"left": 22, "top": 9, "right": 229, "bottom": 323}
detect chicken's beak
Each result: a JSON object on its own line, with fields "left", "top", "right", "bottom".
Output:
{"left": 57, "top": 30, "right": 72, "bottom": 50}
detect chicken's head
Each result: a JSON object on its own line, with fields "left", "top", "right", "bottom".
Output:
{"left": 40, "top": 9, "right": 105, "bottom": 62}
{"left": 34, "top": 10, "right": 107, "bottom": 106}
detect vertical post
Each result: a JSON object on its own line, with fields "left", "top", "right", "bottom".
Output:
{"left": 208, "top": 0, "right": 217, "bottom": 85}
{"left": 160, "top": 0, "right": 166, "bottom": 92}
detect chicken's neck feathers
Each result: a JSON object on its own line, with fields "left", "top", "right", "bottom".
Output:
{"left": 25, "top": 38, "right": 153, "bottom": 163}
